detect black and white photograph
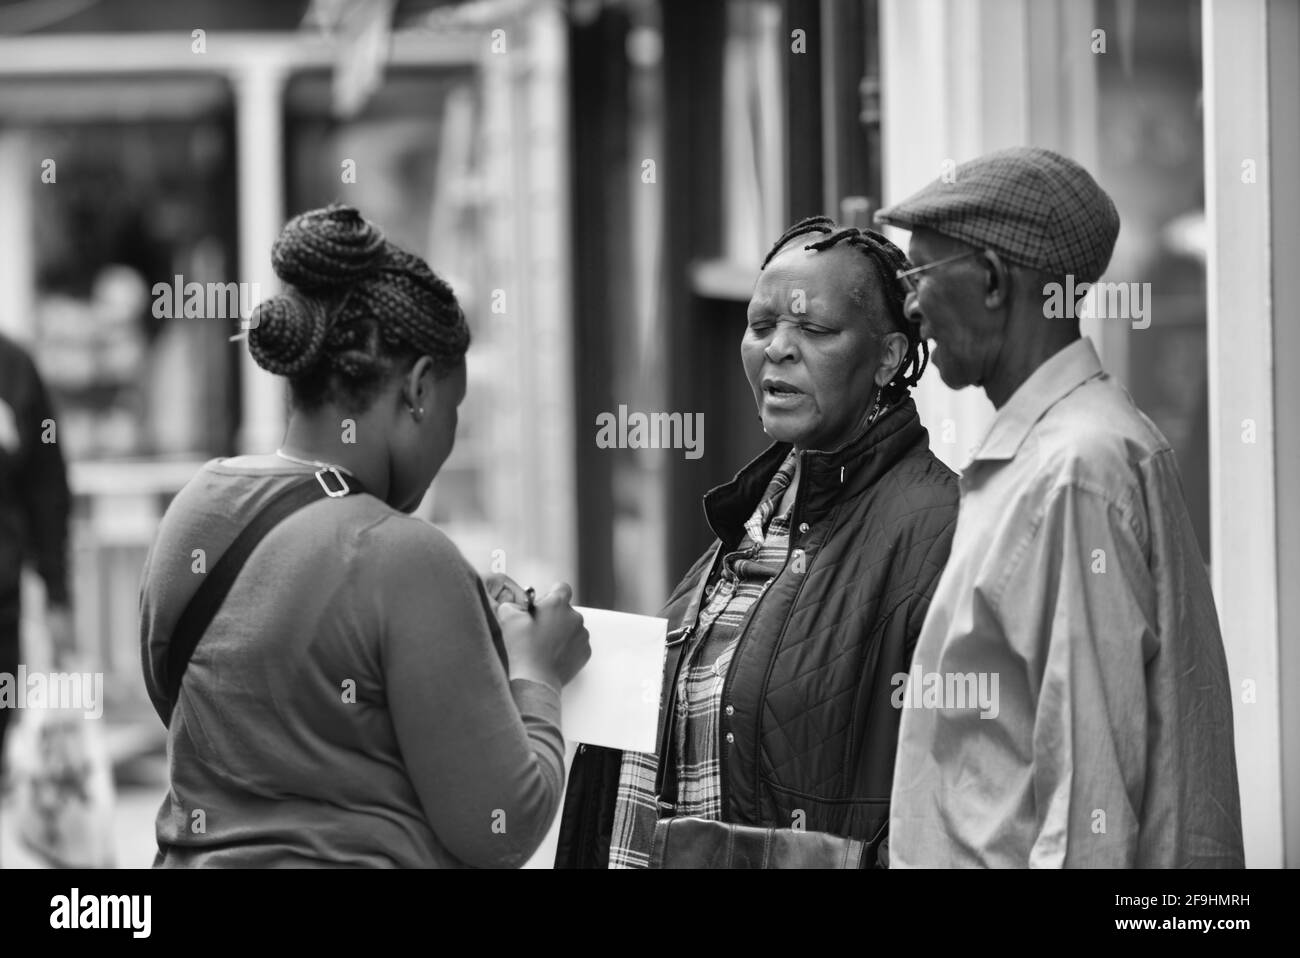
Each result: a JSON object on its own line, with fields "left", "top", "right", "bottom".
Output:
{"left": 0, "top": 0, "right": 1293, "bottom": 940}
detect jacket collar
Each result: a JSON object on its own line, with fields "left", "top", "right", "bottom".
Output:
{"left": 702, "top": 397, "right": 928, "bottom": 545}
{"left": 970, "top": 337, "right": 1105, "bottom": 464}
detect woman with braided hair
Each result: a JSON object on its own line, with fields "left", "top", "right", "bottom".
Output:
{"left": 558, "top": 216, "right": 960, "bottom": 869}
{"left": 140, "top": 205, "right": 589, "bottom": 867}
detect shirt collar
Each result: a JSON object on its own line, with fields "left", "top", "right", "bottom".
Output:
{"left": 743, "top": 449, "right": 798, "bottom": 547}
{"left": 703, "top": 398, "right": 925, "bottom": 545}
{"left": 970, "top": 337, "right": 1105, "bottom": 464}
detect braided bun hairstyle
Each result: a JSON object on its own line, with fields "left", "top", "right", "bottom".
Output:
{"left": 761, "top": 215, "right": 929, "bottom": 406}
{"left": 249, "top": 205, "right": 470, "bottom": 412}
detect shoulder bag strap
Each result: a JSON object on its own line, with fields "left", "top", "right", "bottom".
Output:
{"left": 162, "top": 467, "right": 368, "bottom": 725}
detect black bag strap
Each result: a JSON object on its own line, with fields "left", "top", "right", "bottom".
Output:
{"left": 653, "top": 542, "right": 721, "bottom": 815}
{"left": 162, "top": 467, "right": 367, "bottom": 725}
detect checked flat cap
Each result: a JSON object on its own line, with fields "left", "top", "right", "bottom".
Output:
{"left": 875, "top": 146, "right": 1120, "bottom": 284}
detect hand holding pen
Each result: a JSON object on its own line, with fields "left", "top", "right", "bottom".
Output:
{"left": 485, "top": 573, "right": 536, "bottom": 616}
{"left": 484, "top": 574, "right": 591, "bottom": 689}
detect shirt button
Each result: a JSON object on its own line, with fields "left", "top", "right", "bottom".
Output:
{"left": 725, "top": 732, "right": 735, "bottom": 744}
{"left": 798, "top": 522, "right": 810, "bottom": 534}
{"left": 725, "top": 704, "right": 734, "bottom": 716}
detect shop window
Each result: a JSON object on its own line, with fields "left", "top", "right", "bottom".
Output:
{"left": 1093, "top": 0, "right": 1210, "bottom": 560}
{"left": 3, "top": 81, "right": 239, "bottom": 461}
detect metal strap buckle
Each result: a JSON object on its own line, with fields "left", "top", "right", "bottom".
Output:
{"left": 316, "top": 466, "right": 351, "bottom": 498}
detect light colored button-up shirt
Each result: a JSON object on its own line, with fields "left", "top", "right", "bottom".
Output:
{"left": 890, "top": 337, "right": 1244, "bottom": 868}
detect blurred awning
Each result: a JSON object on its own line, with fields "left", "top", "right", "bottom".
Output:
{"left": 0, "top": 0, "right": 461, "bottom": 34}
{"left": 0, "top": 75, "right": 231, "bottom": 121}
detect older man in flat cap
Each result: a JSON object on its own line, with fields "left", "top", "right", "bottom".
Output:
{"left": 876, "top": 146, "right": 1243, "bottom": 868}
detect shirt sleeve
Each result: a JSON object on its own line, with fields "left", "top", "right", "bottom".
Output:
{"left": 996, "top": 480, "right": 1157, "bottom": 868}
{"left": 374, "top": 517, "right": 566, "bottom": 868}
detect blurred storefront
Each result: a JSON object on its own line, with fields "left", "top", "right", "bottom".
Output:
{"left": 0, "top": 0, "right": 577, "bottom": 759}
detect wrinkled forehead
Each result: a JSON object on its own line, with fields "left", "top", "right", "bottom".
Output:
{"left": 752, "top": 242, "right": 880, "bottom": 313}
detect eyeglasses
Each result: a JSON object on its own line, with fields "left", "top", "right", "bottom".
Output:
{"left": 894, "top": 250, "right": 984, "bottom": 296}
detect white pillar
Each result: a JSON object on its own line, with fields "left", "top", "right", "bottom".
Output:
{"left": 1203, "top": 0, "right": 1284, "bottom": 868}
{"left": 232, "top": 61, "right": 289, "bottom": 454}
{"left": 524, "top": 2, "right": 578, "bottom": 584}
{"left": 1266, "top": 0, "right": 1300, "bottom": 872}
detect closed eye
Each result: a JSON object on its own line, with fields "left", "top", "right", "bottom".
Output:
{"left": 748, "top": 318, "right": 837, "bottom": 335}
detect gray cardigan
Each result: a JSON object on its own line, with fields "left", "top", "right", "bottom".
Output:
{"left": 140, "top": 459, "right": 563, "bottom": 867}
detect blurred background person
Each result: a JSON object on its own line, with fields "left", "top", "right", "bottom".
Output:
{"left": 0, "top": 331, "right": 73, "bottom": 864}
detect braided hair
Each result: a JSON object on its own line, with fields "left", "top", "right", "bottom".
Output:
{"left": 249, "top": 205, "right": 470, "bottom": 413}
{"left": 761, "top": 215, "right": 929, "bottom": 405}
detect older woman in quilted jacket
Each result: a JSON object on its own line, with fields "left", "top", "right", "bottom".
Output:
{"left": 557, "top": 217, "right": 961, "bottom": 868}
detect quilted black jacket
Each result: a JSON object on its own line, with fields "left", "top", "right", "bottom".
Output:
{"left": 556, "top": 396, "right": 959, "bottom": 867}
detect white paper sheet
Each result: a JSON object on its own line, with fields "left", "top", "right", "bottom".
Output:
{"left": 560, "top": 606, "right": 667, "bottom": 752}
{"left": 522, "top": 606, "right": 667, "bottom": 868}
